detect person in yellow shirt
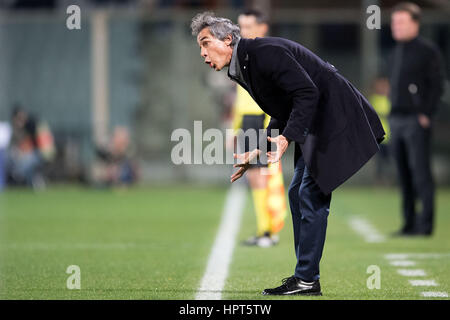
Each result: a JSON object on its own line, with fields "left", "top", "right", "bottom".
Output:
{"left": 369, "top": 77, "right": 391, "bottom": 183}
{"left": 369, "top": 77, "right": 391, "bottom": 142}
{"left": 231, "top": 9, "right": 287, "bottom": 247}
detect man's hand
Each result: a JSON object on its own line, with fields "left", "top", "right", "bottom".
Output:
{"left": 230, "top": 149, "right": 261, "bottom": 183}
{"left": 418, "top": 113, "right": 431, "bottom": 129}
{"left": 266, "top": 135, "right": 290, "bottom": 164}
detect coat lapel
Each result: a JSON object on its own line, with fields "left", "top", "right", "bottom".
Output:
{"left": 236, "top": 39, "right": 256, "bottom": 100}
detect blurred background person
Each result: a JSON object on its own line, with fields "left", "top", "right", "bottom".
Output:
{"left": 230, "top": 8, "right": 287, "bottom": 248}
{"left": 0, "top": 120, "right": 12, "bottom": 191}
{"left": 388, "top": 2, "right": 446, "bottom": 236}
{"left": 91, "top": 126, "right": 138, "bottom": 188}
{"left": 6, "top": 105, "right": 55, "bottom": 190}
{"left": 369, "top": 76, "right": 391, "bottom": 184}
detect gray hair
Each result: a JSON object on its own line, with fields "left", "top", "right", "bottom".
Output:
{"left": 191, "top": 12, "right": 241, "bottom": 46}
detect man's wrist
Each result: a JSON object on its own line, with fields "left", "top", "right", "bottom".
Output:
{"left": 281, "top": 134, "right": 291, "bottom": 143}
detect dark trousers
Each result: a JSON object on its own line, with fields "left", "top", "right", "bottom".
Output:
{"left": 389, "top": 115, "right": 435, "bottom": 234}
{"left": 288, "top": 155, "right": 331, "bottom": 282}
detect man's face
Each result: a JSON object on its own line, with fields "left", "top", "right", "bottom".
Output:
{"left": 238, "top": 15, "right": 268, "bottom": 39}
{"left": 391, "top": 11, "right": 419, "bottom": 42}
{"left": 197, "top": 28, "right": 233, "bottom": 71}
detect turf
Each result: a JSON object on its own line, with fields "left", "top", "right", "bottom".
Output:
{"left": 0, "top": 185, "right": 449, "bottom": 299}
{"left": 225, "top": 186, "right": 450, "bottom": 300}
{"left": 0, "top": 185, "right": 226, "bottom": 299}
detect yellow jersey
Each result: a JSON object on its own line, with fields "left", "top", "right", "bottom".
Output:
{"left": 231, "top": 85, "right": 270, "bottom": 133}
{"left": 369, "top": 94, "right": 391, "bottom": 143}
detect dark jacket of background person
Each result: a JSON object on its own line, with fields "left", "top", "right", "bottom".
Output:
{"left": 388, "top": 36, "right": 445, "bottom": 117}
{"left": 229, "top": 37, "right": 385, "bottom": 194}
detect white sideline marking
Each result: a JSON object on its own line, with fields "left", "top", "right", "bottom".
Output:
{"left": 421, "top": 291, "right": 448, "bottom": 298}
{"left": 409, "top": 280, "right": 438, "bottom": 287}
{"left": 348, "top": 216, "right": 385, "bottom": 243}
{"left": 385, "top": 253, "right": 449, "bottom": 298}
{"left": 385, "top": 253, "right": 450, "bottom": 260}
{"left": 389, "top": 260, "right": 416, "bottom": 267}
{"left": 385, "top": 253, "right": 409, "bottom": 260}
{"left": 0, "top": 243, "right": 142, "bottom": 250}
{"left": 397, "top": 269, "right": 427, "bottom": 277}
{"left": 195, "top": 183, "right": 246, "bottom": 300}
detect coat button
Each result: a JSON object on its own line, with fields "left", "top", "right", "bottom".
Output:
{"left": 408, "top": 83, "right": 417, "bottom": 94}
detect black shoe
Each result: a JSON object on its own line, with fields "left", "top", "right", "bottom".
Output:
{"left": 391, "top": 229, "right": 416, "bottom": 237}
{"left": 262, "top": 276, "right": 322, "bottom": 296}
{"left": 415, "top": 230, "right": 433, "bottom": 237}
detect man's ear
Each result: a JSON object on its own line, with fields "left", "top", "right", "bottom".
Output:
{"left": 224, "top": 35, "right": 233, "bottom": 46}
{"left": 260, "top": 24, "right": 269, "bottom": 36}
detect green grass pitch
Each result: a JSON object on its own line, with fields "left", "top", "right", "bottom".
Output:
{"left": 0, "top": 185, "right": 449, "bottom": 299}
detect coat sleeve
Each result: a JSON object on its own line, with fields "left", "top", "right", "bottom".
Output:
{"left": 256, "top": 45, "right": 320, "bottom": 144}
{"left": 422, "top": 46, "right": 445, "bottom": 117}
{"left": 265, "top": 117, "right": 286, "bottom": 137}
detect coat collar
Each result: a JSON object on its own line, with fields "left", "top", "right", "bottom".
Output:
{"left": 228, "top": 38, "right": 244, "bottom": 83}
{"left": 236, "top": 37, "right": 250, "bottom": 65}
{"left": 236, "top": 38, "right": 250, "bottom": 81}
{"left": 229, "top": 38, "right": 254, "bottom": 96}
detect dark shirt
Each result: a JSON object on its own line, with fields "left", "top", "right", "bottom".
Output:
{"left": 388, "top": 36, "right": 445, "bottom": 117}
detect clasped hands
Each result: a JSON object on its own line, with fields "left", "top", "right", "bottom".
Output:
{"left": 230, "top": 135, "right": 290, "bottom": 183}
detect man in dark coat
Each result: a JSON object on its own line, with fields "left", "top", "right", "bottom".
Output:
{"left": 388, "top": 3, "right": 445, "bottom": 236}
{"left": 191, "top": 12, "right": 385, "bottom": 296}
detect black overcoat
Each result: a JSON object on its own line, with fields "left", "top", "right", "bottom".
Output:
{"left": 229, "top": 37, "right": 385, "bottom": 194}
